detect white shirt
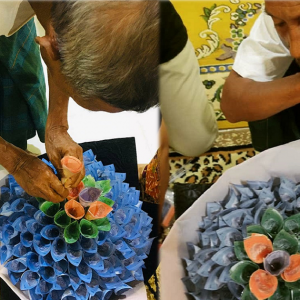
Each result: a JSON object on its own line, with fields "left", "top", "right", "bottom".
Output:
{"left": 233, "top": 12, "right": 293, "bottom": 82}
{"left": 0, "top": 0, "right": 34, "bottom": 37}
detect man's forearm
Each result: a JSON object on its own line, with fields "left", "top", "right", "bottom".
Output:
{"left": 47, "top": 73, "right": 69, "bottom": 130}
{"left": 221, "top": 70, "right": 300, "bottom": 122}
{"left": 0, "top": 137, "right": 26, "bottom": 174}
{"left": 28, "top": 1, "right": 52, "bottom": 31}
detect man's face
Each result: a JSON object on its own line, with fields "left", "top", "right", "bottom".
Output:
{"left": 71, "top": 92, "right": 123, "bottom": 113}
{"left": 265, "top": 1, "right": 300, "bottom": 65}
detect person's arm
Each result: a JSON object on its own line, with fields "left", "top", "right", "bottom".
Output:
{"left": 27, "top": 2, "right": 84, "bottom": 187}
{"left": 0, "top": 136, "right": 68, "bottom": 202}
{"left": 45, "top": 73, "right": 84, "bottom": 188}
{"left": 158, "top": 119, "right": 169, "bottom": 225}
{"left": 221, "top": 70, "right": 300, "bottom": 123}
{"left": 221, "top": 12, "right": 300, "bottom": 123}
{"left": 160, "top": 39, "right": 218, "bottom": 157}
{"left": 28, "top": 1, "right": 51, "bottom": 31}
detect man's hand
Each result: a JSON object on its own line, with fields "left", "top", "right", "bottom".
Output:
{"left": 0, "top": 137, "right": 68, "bottom": 203}
{"left": 45, "top": 69, "right": 85, "bottom": 189}
{"left": 11, "top": 151, "right": 68, "bottom": 203}
{"left": 46, "top": 126, "right": 85, "bottom": 188}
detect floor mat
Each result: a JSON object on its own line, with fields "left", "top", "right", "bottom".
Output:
{"left": 169, "top": 146, "right": 258, "bottom": 186}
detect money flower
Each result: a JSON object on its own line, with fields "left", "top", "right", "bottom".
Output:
{"left": 182, "top": 177, "right": 300, "bottom": 300}
{"left": 0, "top": 149, "right": 154, "bottom": 300}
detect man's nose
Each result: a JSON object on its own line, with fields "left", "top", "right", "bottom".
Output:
{"left": 288, "top": 27, "right": 300, "bottom": 60}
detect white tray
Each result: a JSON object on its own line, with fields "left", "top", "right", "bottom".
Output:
{"left": 160, "top": 139, "right": 300, "bottom": 300}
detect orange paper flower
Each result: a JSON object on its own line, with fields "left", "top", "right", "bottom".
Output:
{"left": 67, "top": 181, "right": 85, "bottom": 201}
{"left": 61, "top": 156, "right": 84, "bottom": 178}
{"left": 65, "top": 199, "right": 85, "bottom": 220}
{"left": 282, "top": 254, "right": 300, "bottom": 282}
{"left": 249, "top": 269, "right": 278, "bottom": 300}
{"left": 85, "top": 201, "right": 113, "bottom": 220}
{"left": 244, "top": 233, "right": 273, "bottom": 264}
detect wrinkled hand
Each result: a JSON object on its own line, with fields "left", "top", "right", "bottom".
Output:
{"left": 46, "top": 126, "right": 85, "bottom": 188}
{"left": 11, "top": 151, "right": 69, "bottom": 203}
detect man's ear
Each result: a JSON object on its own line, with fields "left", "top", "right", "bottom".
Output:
{"left": 35, "top": 32, "right": 60, "bottom": 62}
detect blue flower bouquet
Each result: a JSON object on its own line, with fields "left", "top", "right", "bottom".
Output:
{"left": 0, "top": 149, "right": 154, "bottom": 300}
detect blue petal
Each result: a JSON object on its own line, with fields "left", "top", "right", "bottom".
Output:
{"left": 0, "top": 245, "right": 13, "bottom": 264}
{"left": 39, "top": 266, "right": 56, "bottom": 283}
{"left": 26, "top": 252, "right": 40, "bottom": 272}
{"left": 33, "top": 234, "right": 51, "bottom": 256}
{"left": 35, "top": 279, "right": 53, "bottom": 294}
{"left": 51, "top": 237, "right": 67, "bottom": 262}
{"left": 53, "top": 259, "right": 68, "bottom": 275}
{"left": 40, "top": 225, "right": 60, "bottom": 241}
{"left": 76, "top": 261, "right": 92, "bottom": 283}
{"left": 20, "top": 270, "right": 40, "bottom": 290}
{"left": 5, "top": 257, "right": 27, "bottom": 273}
{"left": 67, "top": 241, "right": 82, "bottom": 267}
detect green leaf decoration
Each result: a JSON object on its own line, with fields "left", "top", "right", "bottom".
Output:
{"left": 292, "top": 289, "right": 300, "bottom": 298}
{"left": 284, "top": 214, "right": 300, "bottom": 234}
{"left": 203, "top": 7, "right": 211, "bottom": 18}
{"left": 92, "top": 217, "right": 111, "bottom": 232}
{"left": 241, "top": 285, "right": 257, "bottom": 300}
{"left": 234, "top": 241, "right": 249, "bottom": 261}
{"left": 273, "top": 229, "right": 298, "bottom": 255}
{"left": 79, "top": 219, "right": 98, "bottom": 238}
{"left": 210, "top": 4, "right": 216, "bottom": 11}
{"left": 82, "top": 175, "right": 96, "bottom": 188}
{"left": 40, "top": 201, "right": 60, "bottom": 217}
{"left": 201, "top": 15, "right": 209, "bottom": 23}
{"left": 99, "top": 196, "right": 114, "bottom": 207}
{"left": 95, "top": 180, "right": 111, "bottom": 195}
{"left": 64, "top": 221, "right": 80, "bottom": 244}
{"left": 261, "top": 208, "right": 284, "bottom": 238}
{"left": 247, "top": 224, "right": 269, "bottom": 236}
{"left": 285, "top": 280, "right": 300, "bottom": 291}
{"left": 35, "top": 197, "right": 46, "bottom": 205}
{"left": 270, "top": 282, "right": 291, "bottom": 300}
{"left": 230, "top": 261, "right": 259, "bottom": 285}
{"left": 54, "top": 210, "right": 71, "bottom": 228}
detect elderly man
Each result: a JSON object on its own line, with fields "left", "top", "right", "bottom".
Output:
{"left": 0, "top": 1, "right": 217, "bottom": 204}
{"left": 0, "top": 1, "right": 159, "bottom": 203}
{"left": 221, "top": 1, "right": 300, "bottom": 151}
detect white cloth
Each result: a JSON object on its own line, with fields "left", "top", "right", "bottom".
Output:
{"left": 160, "top": 139, "right": 300, "bottom": 300}
{"left": 233, "top": 12, "right": 293, "bottom": 82}
{"left": 160, "top": 39, "right": 218, "bottom": 157}
{"left": 0, "top": 0, "right": 34, "bottom": 37}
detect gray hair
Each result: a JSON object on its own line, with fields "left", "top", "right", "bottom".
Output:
{"left": 51, "top": 1, "right": 159, "bottom": 112}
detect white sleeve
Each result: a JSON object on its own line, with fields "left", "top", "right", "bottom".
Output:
{"left": 159, "top": 39, "right": 218, "bottom": 157}
{"left": 0, "top": 1, "right": 34, "bottom": 37}
{"left": 0, "top": 2, "right": 21, "bottom": 36}
{"left": 233, "top": 12, "right": 293, "bottom": 82}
